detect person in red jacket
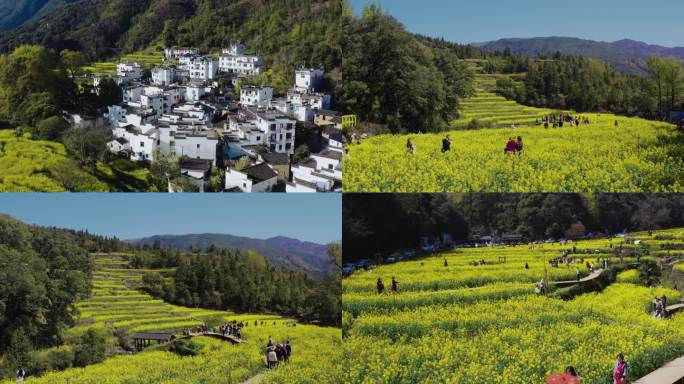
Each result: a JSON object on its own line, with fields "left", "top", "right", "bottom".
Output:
{"left": 505, "top": 137, "right": 518, "bottom": 154}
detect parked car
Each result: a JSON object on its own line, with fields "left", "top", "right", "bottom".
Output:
{"left": 386, "top": 257, "right": 396, "bottom": 264}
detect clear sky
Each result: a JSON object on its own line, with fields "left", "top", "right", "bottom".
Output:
{"left": 0, "top": 194, "right": 341, "bottom": 244}
{"left": 349, "top": 0, "right": 684, "bottom": 47}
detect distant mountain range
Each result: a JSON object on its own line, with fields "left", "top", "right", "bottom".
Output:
{"left": 475, "top": 37, "right": 684, "bottom": 75}
{"left": 127, "top": 234, "right": 333, "bottom": 276}
{"left": 0, "top": 0, "right": 79, "bottom": 32}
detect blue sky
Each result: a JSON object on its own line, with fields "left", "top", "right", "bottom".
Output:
{"left": 0, "top": 194, "right": 341, "bottom": 244}
{"left": 349, "top": 0, "right": 684, "bottom": 47}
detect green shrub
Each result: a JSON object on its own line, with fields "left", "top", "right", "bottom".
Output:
{"left": 168, "top": 339, "right": 203, "bottom": 357}
{"left": 72, "top": 329, "right": 107, "bottom": 368}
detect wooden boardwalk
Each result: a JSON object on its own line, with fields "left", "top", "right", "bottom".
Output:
{"left": 667, "top": 303, "right": 684, "bottom": 315}
{"left": 550, "top": 269, "right": 604, "bottom": 287}
{"left": 186, "top": 331, "right": 244, "bottom": 344}
{"left": 633, "top": 355, "right": 684, "bottom": 384}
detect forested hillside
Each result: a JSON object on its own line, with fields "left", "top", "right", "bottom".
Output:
{"left": 0, "top": 0, "right": 342, "bottom": 83}
{"left": 343, "top": 194, "right": 684, "bottom": 262}
{"left": 0, "top": 214, "right": 130, "bottom": 374}
{"left": 0, "top": 0, "right": 79, "bottom": 32}
{"left": 340, "top": 3, "right": 475, "bottom": 134}
{"left": 135, "top": 244, "right": 341, "bottom": 325}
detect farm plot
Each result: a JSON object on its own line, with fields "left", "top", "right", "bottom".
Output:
{"left": 343, "top": 230, "right": 684, "bottom": 383}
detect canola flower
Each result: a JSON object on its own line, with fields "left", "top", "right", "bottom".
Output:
{"left": 343, "top": 230, "right": 684, "bottom": 383}
{"left": 6, "top": 254, "right": 342, "bottom": 383}
{"left": 344, "top": 114, "right": 683, "bottom": 192}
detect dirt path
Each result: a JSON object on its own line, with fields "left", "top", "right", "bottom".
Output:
{"left": 241, "top": 372, "right": 266, "bottom": 384}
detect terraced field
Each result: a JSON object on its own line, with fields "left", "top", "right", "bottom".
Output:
{"left": 6, "top": 254, "right": 342, "bottom": 383}
{"left": 69, "top": 254, "right": 286, "bottom": 339}
{"left": 343, "top": 229, "right": 684, "bottom": 384}
{"left": 82, "top": 53, "right": 165, "bottom": 75}
{"left": 454, "top": 63, "right": 555, "bottom": 128}
{"left": 344, "top": 60, "right": 684, "bottom": 192}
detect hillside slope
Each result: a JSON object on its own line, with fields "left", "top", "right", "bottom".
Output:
{"left": 128, "top": 234, "right": 332, "bottom": 275}
{"left": 0, "top": 0, "right": 79, "bottom": 32}
{"left": 477, "top": 37, "right": 684, "bottom": 75}
{"left": 0, "top": 0, "right": 342, "bottom": 81}
{"left": 454, "top": 60, "right": 554, "bottom": 128}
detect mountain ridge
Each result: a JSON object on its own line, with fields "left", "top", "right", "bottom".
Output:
{"left": 126, "top": 233, "right": 334, "bottom": 276}
{"left": 476, "top": 36, "right": 684, "bottom": 75}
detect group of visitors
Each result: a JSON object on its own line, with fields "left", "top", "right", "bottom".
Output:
{"left": 376, "top": 277, "right": 399, "bottom": 294}
{"left": 265, "top": 337, "right": 292, "bottom": 369}
{"left": 547, "top": 354, "right": 628, "bottom": 384}
{"left": 540, "top": 114, "right": 591, "bottom": 129}
{"left": 504, "top": 136, "right": 524, "bottom": 155}
{"left": 405, "top": 135, "right": 456, "bottom": 156}
{"left": 654, "top": 295, "right": 669, "bottom": 318}
{"left": 219, "top": 322, "right": 243, "bottom": 339}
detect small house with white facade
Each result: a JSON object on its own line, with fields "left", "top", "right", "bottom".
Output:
{"left": 225, "top": 162, "right": 278, "bottom": 192}
{"left": 240, "top": 86, "right": 273, "bottom": 108}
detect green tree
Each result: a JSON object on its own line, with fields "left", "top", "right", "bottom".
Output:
{"left": 72, "top": 329, "right": 106, "bottom": 367}
{"left": 32, "top": 116, "right": 68, "bottom": 141}
{"left": 149, "top": 151, "right": 180, "bottom": 192}
{"left": 96, "top": 78, "right": 121, "bottom": 107}
{"left": 60, "top": 50, "right": 87, "bottom": 79}
{"left": 293, "top": 144, "right": 310, "bottom": 163}
{"left": 63, "top": 125, "right": 109, "bottom": 170}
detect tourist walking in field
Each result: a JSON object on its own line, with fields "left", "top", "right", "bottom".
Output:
{"left": 406, "top": 139, "right": 416, "bottom": 155}
{"left": 444, "top": 258, "right": 448, "bottom": 267}
{"left": 16, "top": 367, "right": 26, "bottom": 384}
{"left": 441, "top": 135, "right": 454, "bottom": 154}
{"left": 377, "top": 277, "right": 385, "bottom": 294}
{"left": 576, "top": 268, "right": 581, "bottom": 281}
{"left": 268, "top": 336, "right": 273, "bottom": 347}
{"left": 654, "top": 297, "right": 664, "bottom": 318}
{"left": 285, "top": 340, "right": 292, "bottom": 360}
{"left": 267, "top": 347, "right": 278, "bottom": 369}
{"left": 390, "top": 277, "right": 399, "bottom": 294}
{"left": 613, "top": 353, "right": 628, "bottom": 384}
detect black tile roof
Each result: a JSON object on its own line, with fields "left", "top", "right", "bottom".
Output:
{"left": 245, "top": 163, "right": 277, "bottom": 183}
{"left": 261, "top": 152, "right": 290, "bottom": 165}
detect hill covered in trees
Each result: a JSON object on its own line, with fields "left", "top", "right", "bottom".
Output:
{"left": 0, "top": 214, "right": 341, "bottom": 379}
{"left": 340, "top": 3, "right": 475, "bottom": 134}
{"left": 0, "top": 0, "right": 342, "bottom": 83}
{"left": 0, "top": 0, "right": 79, "bottom": 32}
{"left": 343, "top": 194, "right": 684, "bottom": 262}
{"left": 129, "top": 233, "right": 333, "bottom": 275}
{"left": 0, "top": 214, "right": 131, "bottom": 374}
{"left": 135, "top": 243, "right": 341, "bottom": 325}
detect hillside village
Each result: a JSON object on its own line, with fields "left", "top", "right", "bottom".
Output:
{"left": 83, "top": 43, "right": 343, "bottom": 192}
